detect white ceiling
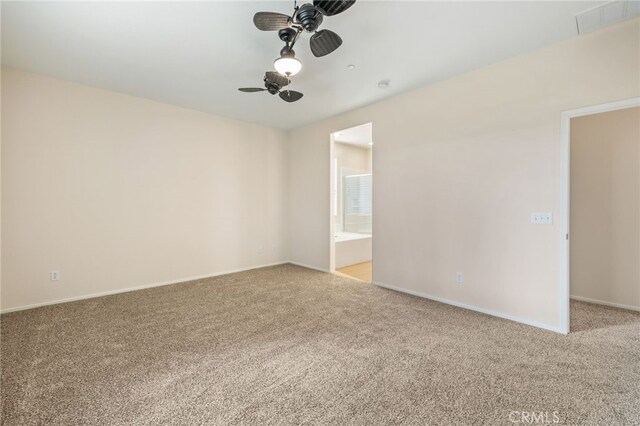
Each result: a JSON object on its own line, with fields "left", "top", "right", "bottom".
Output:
{"left": 1, "top": 1, "right": 602, "bottom": 130}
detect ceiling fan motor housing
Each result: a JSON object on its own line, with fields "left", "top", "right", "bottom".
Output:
{"left": 265, "top": 81, "right": 281, "bottom": 95}
{"left": 280, "top": 46, "right": 296, "bottom": 57}
{"left": 278, "top": 28, "right": 297, "bottom": 43}
{"left": 295, "top": 4, "right": 323, "bottom": 32}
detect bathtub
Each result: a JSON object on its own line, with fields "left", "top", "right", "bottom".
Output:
{"left": 334, "top": 232, "right": 372, "bottom": 268}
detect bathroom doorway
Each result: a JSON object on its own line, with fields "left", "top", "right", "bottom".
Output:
{"left": 329, "top": 123, "right": 373, "bottom": 282}
{"left": 560, "top": 98, "right": 640, "bottom": 333}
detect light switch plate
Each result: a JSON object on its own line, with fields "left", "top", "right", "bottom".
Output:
{"left": 531, "top": 212, "right": 553, "bottom": 225}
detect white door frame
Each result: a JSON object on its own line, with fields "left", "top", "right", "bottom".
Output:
{"left": 559, "top": 97, "right": 640, "bottom": 334}
{"left": 329, "top": 132, "right": 336, "bottom": 273}
{"left": 329, "top": 122, "right": 374, "bottom": 275}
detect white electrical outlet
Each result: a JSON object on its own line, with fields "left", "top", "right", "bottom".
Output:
{"left": 456, "top": 272, "right": 463, "bottom": 284}
{"left": 50, "top": 271, "right": 61, "bottom": 281}
{"left": 531, "top": 212, "right": 553, "bottom": 225}
{"left": 257, "top": 246, "right": 263, "bottom": 254}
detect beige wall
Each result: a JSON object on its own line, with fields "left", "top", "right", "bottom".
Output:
{"left": 288, "top": 19, "right": 640, "bottom": 331}
{"left": 335, "top": 143, "right": 370, "bottom": 172}
{"left": 1, "top": 68, "right": 289, "bottom": 311}
{"left": 2, "top": 19, "right": 639, "bottom": 328}
{"left": 570, "top": 107, "right": 640, "bottom": 310}
{"left": 0, "top": 67, "right": 3, "bottom": 310}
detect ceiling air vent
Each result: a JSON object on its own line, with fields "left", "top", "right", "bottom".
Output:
{"left": 576, "top": 0, "right": 640, "bottom": 34}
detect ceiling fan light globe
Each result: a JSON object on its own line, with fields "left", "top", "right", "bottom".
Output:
{"left": 274, "top": 56, "right": 302, "bottom": 77}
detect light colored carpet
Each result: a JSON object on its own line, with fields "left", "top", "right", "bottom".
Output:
{"left": 1, "top": 264, "right": 639, "bottom": 425}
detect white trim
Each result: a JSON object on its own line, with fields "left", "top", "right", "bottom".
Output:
{"left": 0, "top": 262, "right": 288, "bottom": 314}
{"left": 329, "top": 132, "right": 336, "bottom": 273}
{"left": 559, "top": 97, "right": 640, "bottom": 334}
{"left": 570, "top": 295, "right": 640, "bottom": 312}
{"left": 560, "top": 98, "right": 640, "bottom": 120}
{"left": 373, "top": 281, "right": 565, "bottom": 334}
{"left": 559, "top": 108, "right": 571, "bottom": 334}
{"left": 288, "top": 261, "right": 330, "bottom": 273}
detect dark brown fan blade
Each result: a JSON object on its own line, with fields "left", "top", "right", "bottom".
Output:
{"left": 310, "top": 29, "right": 342, "bottom": 57}
{"left": 238, "top": 88, "right": 266, "bottom": 92}
{"left": 279, "top": 90, "right": 303, "bottom": 103}
{"left": 313, "top": 0, "right": 356, "bottom": 16}
{"left": 253, "top": 12, "right": 291, "bottom": 31}
{"left": 265, "top": 71, "right": 289, "bottom": 87}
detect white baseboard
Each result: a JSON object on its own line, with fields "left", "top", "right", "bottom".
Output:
{"left": 0, "top": 261, "right": 288, "bottom": 314}
{"left": 570, "top": 295, "right": 640, "bottom": 312}
{"left": 4, "top": 263, "right": 587, "bottom": 334}
{"left": 373, "top": 281, "right": 565, "bottom": 334}
{"left": 287, "top": 261, "right": 330, "bottom": 273}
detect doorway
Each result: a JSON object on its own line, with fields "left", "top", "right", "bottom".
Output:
{"left": 560, "top": 98, "right": 640, "bottom": 333}
{"left": 329, "top": 123, "right": 373, "bottom": 282}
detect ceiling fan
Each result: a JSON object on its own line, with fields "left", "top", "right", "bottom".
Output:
{"left": 238, "top": 71, "right": 304, "bottom": 103}
{"left": 253, "top": 0, "right": 356, "bottom": 58}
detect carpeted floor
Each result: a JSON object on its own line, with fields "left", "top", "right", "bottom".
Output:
{"left": 1, "top": 264, "right": 639, "bottom": 425}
